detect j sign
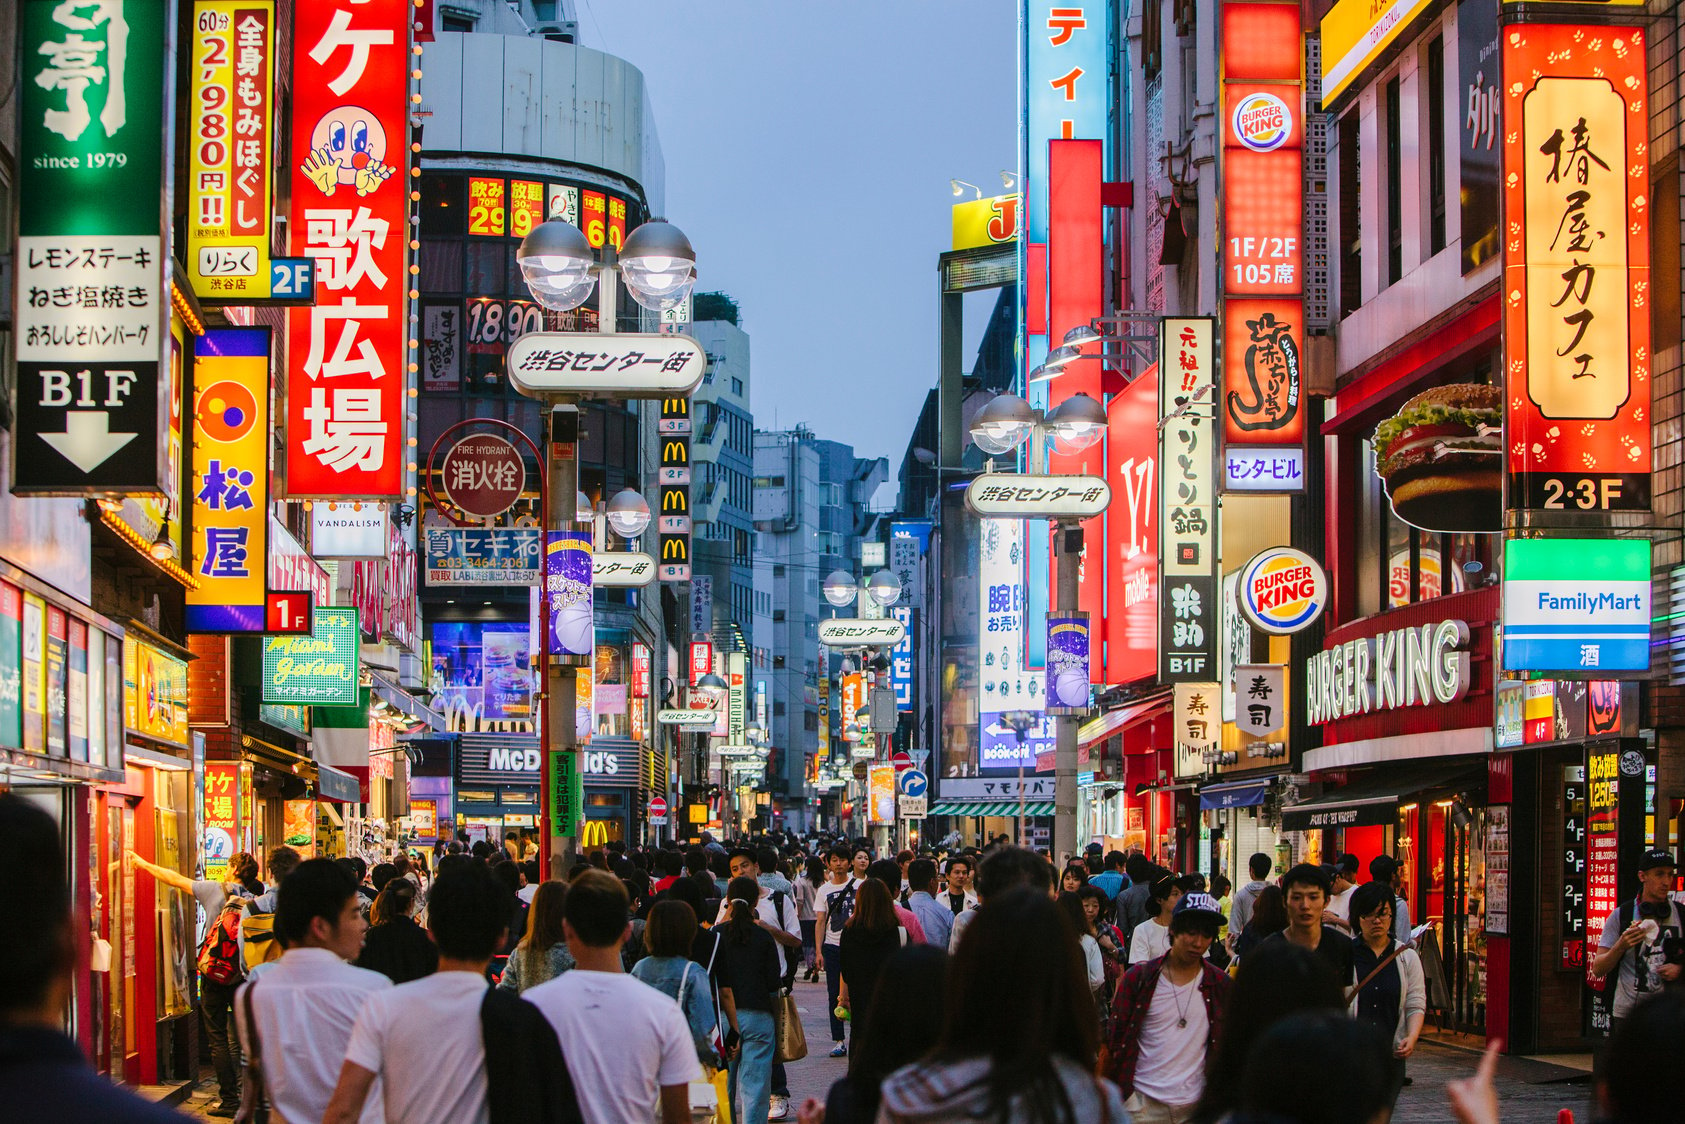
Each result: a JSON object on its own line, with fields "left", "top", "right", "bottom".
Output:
{"left": 1503, "top": 539, "right": 1651, "bottom": 674}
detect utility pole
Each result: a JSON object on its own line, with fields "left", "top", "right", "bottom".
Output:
{"left": 1053, "top": 522, "right": 1081, "bottom": 863}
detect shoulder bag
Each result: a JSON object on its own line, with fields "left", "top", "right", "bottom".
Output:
{"left": 771, "top": 984, "right": 808, "bottom": 1062}
{"left": 233, "top": 982, "right": 269, "bottom": 1124}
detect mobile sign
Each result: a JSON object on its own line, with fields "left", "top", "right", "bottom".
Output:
{"left": 15, "top": 0, "right": 174, "bottom": 495}
{"left": 506, "top": 334, "right": 707, "bottom": 399}
{"left": 965, "top": 474, "right": 1110, "bottom": 519}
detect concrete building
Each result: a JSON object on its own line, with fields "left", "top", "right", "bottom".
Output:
{"left": 689, "top": 295, "right": 756, "bottom": 652}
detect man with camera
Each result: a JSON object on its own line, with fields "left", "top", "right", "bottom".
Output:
{"left": 1591, "top": 848, "right": 1685, "bottom": 1033}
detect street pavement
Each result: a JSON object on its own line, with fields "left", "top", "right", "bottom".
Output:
{"left": 178, "top": 973, "right": 1592, "bottom": 1123}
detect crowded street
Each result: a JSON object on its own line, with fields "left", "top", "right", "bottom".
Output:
{"left": 4, "top": 0, "right": 1685, "bottom": 1122}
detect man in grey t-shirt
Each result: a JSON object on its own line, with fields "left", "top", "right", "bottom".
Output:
{"left": 1592, "top": 849, "right": 1684, "bottom": 1028}
{"left": 1227, "top": 852, "right": 1274, "bottom": 946}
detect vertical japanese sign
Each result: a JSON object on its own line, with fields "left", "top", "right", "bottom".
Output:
{"left": 1459, "top": 0, "right": 1501, "bottom": 273}
{"left": 890, "top": 606, "right": 915, "bottom": 711}
{"left": 1234, "top": 663, "right": 1286, "bottom": 741}
{"left": 1503, "top": 24, "right": 1651, "bottom": 515}
{"left": 15, "top": 0, "right": 172, "bottom": 496}
{"left": 658, "top": 398, "right": 693, "bottom": 581}
{"left": 285, "top": 0, "right": 410, "bottom": 499}
{"left": 1173, "top": 682, "right": 1221, "bottom": 779}
{"left": 187, "top": 329, "right": 270, "bottom": 632}
{"left": 728, "top": 652, "right": 747, "bottom": 746}
{"left": 1105, "top": 366, "right": 1158, "bottom": 685}
{"left": 1159, "top": 319, "right": 1219, "bottom": 682}
{"left": 546, "top": 531, "right": 593, "bottom": 660}
{"left": 1220, "top": 0, "right": 1304, "bottom": 490}
{"left": 203, "top": 761, "right": 240, "bottom": 881}
{"left": 1561, "top": 763, "right": 1588, "bottom": 970}
{"left": 187, "top": 0, "right": 276, "bottom": 300}
{"left": 1045, "top": 613, "right": 1090, "bottom": 715}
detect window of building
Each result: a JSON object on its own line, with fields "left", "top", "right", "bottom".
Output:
{"left": 441, "top": 14, "right": 475, "bottom": 33}
{"left": 1338, "top": 112, "right": 1362, "bottom": 318}
{"left": 1427, "top": 36, "right": 1447, "bottom": 256}
{"left": 731, "top": 377, "right": 744, "bottom": 396}
{"left": 1143, "top": 0, "right": 1163, "bottom": 81}
{"left": 773, "top": 564, "right": 786, "bottom": 577}
{"left": 773, "top": 610, "right": 785, "bottom": 622}
{"left": 773, "top": 701, "right": 787, "bottom": 717}
{"left": 1385, "top": 75, "right": 1403, "bottom": 286}
{"left": 773, "top": 655, "right": 786, "bottom": 669}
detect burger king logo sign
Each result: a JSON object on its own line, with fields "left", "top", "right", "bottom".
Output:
{"left": 1237, "top": 547, "right": 1327, "bottom": 635}
{"left": 1232, "top": 92, "right": 1293, "bottom": 153}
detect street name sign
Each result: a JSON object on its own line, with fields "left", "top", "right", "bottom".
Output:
{"left": 593, "top": 552, "right": 658, "bottom": 587}
{"left": 507, "top": 333, "right": 707, "bottom": 399}
{"left": 818, "top": 618, "right": 907, "bottom": 647}
{"left": 964, "top": 474, "right": 1111, "bottom": 519}
{"left": 658, "top": 709, "right": 717, "bottom": 727}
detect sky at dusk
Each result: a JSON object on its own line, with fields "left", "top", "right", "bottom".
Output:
{"left": 580, "top": 1, "right": 1018, "bottom": 482}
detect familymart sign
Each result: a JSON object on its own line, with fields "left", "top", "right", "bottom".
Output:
{"left": 1503, "top": 539, "right": 1651, "bottom": 674}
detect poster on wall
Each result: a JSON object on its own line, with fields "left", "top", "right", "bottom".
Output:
{"left": 431, "top": 621, "right": 533, "bottom": 732}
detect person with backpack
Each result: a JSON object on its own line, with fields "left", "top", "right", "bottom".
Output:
{"left": 234, "top": 859, "right": 389, "bottom": 1124}
{"left": 127, "top": 848, "right": 266, "bottom": 1117}
{"left": 813, "top": 846, "right": 860, "bottom": 1058}
{"left": 240, "top": 846, "right": 302, "bottom": 974}
{"left": 1592, "top": 848, "right": 1685, "bottom": 1033}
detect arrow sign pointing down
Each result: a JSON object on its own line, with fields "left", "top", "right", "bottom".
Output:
{"left": 40, "top": 411, "right": 138, "bottom": 474}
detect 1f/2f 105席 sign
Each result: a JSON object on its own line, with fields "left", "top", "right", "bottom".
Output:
{"left": 506, "top": 333, "right": 707, "bottom": 399}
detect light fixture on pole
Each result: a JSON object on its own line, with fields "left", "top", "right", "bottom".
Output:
{"left": 969, "top": 393, "right": 1036, "bottom": 456}
{"left": 865, "top": 570, "right": 902, "bottom": 608}
{"left": 950, "top": 178, "right": 982, "bottom": 199}
{"left": 1000, "top": 170, "right": 1019, "bottom": 189}
{"left": 1062, "top": 323, "right": 1103, "bottom": 348}
{"left": 515, "top": 219, "right": 597, "bottom": 311}
{"left": 1046, "top": 393, "right": 1107, "bottom": 454}
{"left": 605, "top": 488, "right": 652, "bottom": 538}
{"left": 1042, "top": 343, "right": 1083, "bottom": 370}
{"left": 695, "top": 671, "right": 729, "bottom": 700}
{"left": 822, "top": 570, "right": 859, "bottom": 608}
{"left": 617, "top": 220, "right": 698, "bottom": 311}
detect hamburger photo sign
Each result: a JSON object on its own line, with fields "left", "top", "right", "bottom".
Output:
{"left": 1372, "top": 383, "right": 1501, "bottom": 533}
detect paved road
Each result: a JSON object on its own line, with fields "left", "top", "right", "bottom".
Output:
{"left": 180, "top": 973, "right": 1592, "bottom": 1123}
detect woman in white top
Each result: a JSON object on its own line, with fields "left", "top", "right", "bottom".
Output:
{"left": 1347, "top": 881, "right": 1426, "bottom": 1109}
{"left": 1058, "top": 891, "right": 1105, "bottom": 995}
{"left": 1127, "top": 874, "right": 1186, "bottom": 964}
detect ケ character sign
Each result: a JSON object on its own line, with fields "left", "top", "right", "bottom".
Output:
{"left": 302, "top": 106, "right": 392, "bottom": 196}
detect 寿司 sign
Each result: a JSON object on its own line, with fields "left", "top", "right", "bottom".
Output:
{"left": 1236, "top": 547, "right": 1328, "bottom": 635}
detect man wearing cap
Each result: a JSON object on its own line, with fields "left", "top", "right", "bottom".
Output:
{"left": 1592, "top": 848, "right": 1685, "bottom": 1032}
{"left": 1105, "top": 892, "right": 1232, "bottom": 1124}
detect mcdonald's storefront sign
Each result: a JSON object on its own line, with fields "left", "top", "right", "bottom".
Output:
{"left": 658, "top": 399, "right": 692, "bottom": 581}
{"left": 579, "top": 819, "right": 614, "bottom": 848}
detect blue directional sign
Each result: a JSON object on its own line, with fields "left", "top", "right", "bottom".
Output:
{"left": 269, "top": 257, "right": 317, "bottom": 303}
{"left": 897, "top": 769, "right": 928, "bottom": 798}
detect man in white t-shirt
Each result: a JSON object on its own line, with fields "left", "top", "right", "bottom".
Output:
{"left": 323, "top": 863, "right": 512, "bottom": 1124}
{"left": 524, "top": 870, "right": 699, "bottom": 1124}
{"left": 1325, "top": 854, "right": 1360, "bottom": 932}
{"left": 236, "top": 859, "right": 389, "bottom": 1124}
{"left": 812, "top": 846, "right": 859, "bottom": 1057}
{"left": 1105, "top": 893, "right": 1233, "bottom": 1123}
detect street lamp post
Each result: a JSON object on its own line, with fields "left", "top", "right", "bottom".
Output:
{"left": 821, "top": 569, "right": 902, "bottom": 843}
{"left": 968, "top": 391, "right": 1106, "bottom": 862}
{"left": 515, "top": 216, "right": 698, "bottom": 875}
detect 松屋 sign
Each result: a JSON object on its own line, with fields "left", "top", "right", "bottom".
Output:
{"left": 187, "top": 329, "right": 271, "bottom": 632}
{"left": 1503, "top": 25, "right": 1652, "bottom": 517}
{"left": 285, "top": 0, "right": 410, "bottom": 499}
{"left": 1502, "top": 538, "right": 1651, "bottom": 674}
{"left": 1305, "top": 619, "right": 1471, "bottom": 725}
{"left": 187, "top": 0, "right": 277, "bottom": 300}
{"left": 15, "top": 0, "right": 173, "bottom": 495}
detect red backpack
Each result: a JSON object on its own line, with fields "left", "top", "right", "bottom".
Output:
{"left": 198, "top": 899, "right": 246, "bottom": 986}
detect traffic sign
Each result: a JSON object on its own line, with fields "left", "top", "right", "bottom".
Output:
{"left": 891, "top": 751, "right": 913, "bottom": 772}
{"left": 648, "top": 796, "right": 668, "bottom": 818}
{"left": 507, "top": 333, "right": 707, "bottom": 399}
{"left": 897, "top": 769, "right": 929, "bottom": 798}
{"left": 853, "top": 761, "right": 869, "bottom": 780}
{"left": 899, "top": 795, "right": 927, "bottom": 818}
{"left": 657, "top": 709, "right": 716, "bottom": 727}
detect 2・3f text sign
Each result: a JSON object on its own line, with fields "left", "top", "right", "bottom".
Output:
{"left": 15, "top": 0, "right": 174, "bottom": 495}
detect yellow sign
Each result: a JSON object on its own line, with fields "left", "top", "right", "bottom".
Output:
{"left": 868, "top": 764, "right": 896, "bottom": 825}
{"left": 1320, "top": 0, "right": 1436, "bottom": 106}
{"left": 186, "top": 0, "right": 277, "bottom": 298}
{"left": 123, "top": 637, "right": 190, "bottom": 747}
{"left": 951, "top": 194, "right": 1020, "bottom": 251}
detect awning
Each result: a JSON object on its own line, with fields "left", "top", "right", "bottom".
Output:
{"left": 317, "top": 763, "right": 361, "bottom": 803}
{"left": 1199, "top": 778, "right": 1270, "bottom": 811}
{"left": 1279, "top": 763, "right": 1485, "bottom": 832}
{"left": 927, "top": 801, "right": 1055, "bottom": 817}
{"left": 370, "top": 671, "right": 446, "bottom": 733}
{"left": 1079, "top": 691, "right": 1172, "bottom": 749}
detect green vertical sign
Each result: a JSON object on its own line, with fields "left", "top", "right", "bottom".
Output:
{"left": 549, "top": 750, "right": 583, "bottom": 837}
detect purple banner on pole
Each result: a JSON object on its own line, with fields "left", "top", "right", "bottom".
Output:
{"left": 1045, "top": 613, "right": 1091, "bottom": 715}
{"left": 546, "top": 531, "right": 593, "bottom": 659}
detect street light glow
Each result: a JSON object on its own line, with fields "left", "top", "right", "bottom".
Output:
{"left": 618, "top": 221, "right": 698, "bottom": 311}
{"left": 970, "top": 393, "right": 1035, "bottom": 455}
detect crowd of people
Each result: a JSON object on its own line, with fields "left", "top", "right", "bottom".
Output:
{"left": 3, "top": 793, "right": 1683, "bottom": 1124}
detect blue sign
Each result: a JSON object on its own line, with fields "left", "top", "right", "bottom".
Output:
{"left": 890, "top": 606, "right": 914, "bottom": 711}
{"left": 979, "top": 710, "right": 1054, "bottom": 769}
{"left": 270, "top": 257, "right": 317, "bottom": 302}
{"left": 898, "top": 769, "right": 929, "bottom": 798}
{"left": 424, "top": 528, "right": 542, "bottom": 586}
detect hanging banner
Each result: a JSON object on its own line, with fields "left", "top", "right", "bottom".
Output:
{"left": 187, "top": 329, "right": 271, "bottom": 632}
{"left": 1502, "top": 24, "right": 1651, "bottom": 516}
{"left": 890, "top": 606, "right": 915, "bottom": 712}
{"left": 186, "top": 0, "right": 277, "bottom": 300}
{"left": 546, "top": 531, "right": 593, "bottom": 660}
{"left": 1173, "top": 682, "right": 1221, "bottom": 779}
{"left": 1220, "top": 0, "right": 1305, "bottom": 490}
{"left": 1045, "top": 613, "right": 1091, "bottom": 716}
{"left": 284, "top": 0, "right": 410, "bottom": 499}
{"left": 15, "top": 0, "right": 173, "bottom": 496}
{"left": 1159, "top": 318, "right": 1219, "bottom": 682}
{"left": 1234, "top": 663, "right": 1287, "bottom": 740}
{"left": 979, "top": 517, "right": 1043, "bottom": 710}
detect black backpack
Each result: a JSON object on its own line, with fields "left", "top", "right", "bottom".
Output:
{"left": 481, "top": 988, "right": 584, "bottom": 1124}
{"left": 771, "top": 891, "right": 800, "bottom": 986}
{"left": 827, "top": 879, "right": 857, "bottom": 935}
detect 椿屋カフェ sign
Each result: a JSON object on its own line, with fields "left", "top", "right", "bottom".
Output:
{"left": 1305, "top": 618, "right": 1470, "bottom": 726}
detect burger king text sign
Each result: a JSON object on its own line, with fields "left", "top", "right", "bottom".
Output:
{"left": 1238, "top": 547, "right": 1328, "bottom": 635}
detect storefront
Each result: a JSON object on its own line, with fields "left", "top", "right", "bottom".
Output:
{"left": 580, "top": 735, "right": 645, "bottom": 847}
{"left": 1289, "top": 586, "right": 1499, "bottom": 1038}
{"left": 454, "top": 733, "right": 544, "bottom": 845}
{"left": 927, "top": 776, "right": 1057, "bottom": 848}
{"left": 1077, "top": 696, "right": 1174, "bottom": 855}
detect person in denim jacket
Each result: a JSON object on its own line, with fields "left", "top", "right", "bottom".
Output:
{"left": 632, "top": 900, "right": 722, "bottom": 1068}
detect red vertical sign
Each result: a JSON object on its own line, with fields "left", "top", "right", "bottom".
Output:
{"left": 1105, "top": 367, "right": 1160, "bottom": 685}
{"left": 285, "top": 0, "right": 410, "bottom": 498}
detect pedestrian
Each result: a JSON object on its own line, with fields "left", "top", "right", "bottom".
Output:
{"left": 868, "top": 858, "right": 929, "bottom": 944}
{"left": 1260, "top": 863, "right": 1353, "bottom": 986}
{"left": 849, "top": 846, "right": 872, "bottom": 883}
{"left": 524, "top": 870, "right": 700, "bottom": 1124}
{"left": 814, "top": 845, "right": 861, "bottom": 1058}
{"left": 1227, "top": 852, "right": 1274, "bottom": 944}
{"left": 1105, "top": 892, "right": 1231, "bottom": 1123}
{"left": 236, "top": 859, "right": 389, "bottom": 1124}
{"left": 1575, "top": 990, "right": 1685, "bottom": 1124}
{"left": 715, "top": 875, "right": 783, "bottom": 1124}
{"left": 1061, "top": 863, "right": 1090, "bottom": 895}
{"left": 1058, "top": 891, "right": 1106, "bottom": 1000}
{"left": 1326, "top": 853, "right": 1360, "bottom": 933}
{"left": 905, "top": 858, "right": 954, "bottom": 950}
{"left": 1591, "top": 848, "right": 1685, "bottom": 1034}
{"left": 941, "top": 855, "right": 978, "bottom": 916}
{"left": 239, "top": 845, "right": 303, "bottom": 971}
{"left": 653, "top": 851, "right": 685, "bottom": 895}
{"left": 1229, "top": 1011, "right": 1394, "bottom": 1124}
{"left": 518, "top": 860, "right": 541, "bottom": 905}
{"left": 948, "top": 845, "right": 1054, "bottom": 951}
{"left": 805, "top": 944, "right": 949, "bottom": 1124}
{"left": 490, "top": 859, "right": 529, "bottom": 956}
{"left": 1346, "top": 880, "right": 1425, "bottom": 1108}
{"left": 323, "top": 861, "right": 510, "bottom": 1124}
{"left": 878, "top": 887, "right": 1126, "bottom": 1122}
{"left": 1117, "top": 854, "right": 1159, "bottom": 946}
{"left": 0, "top": 795, "right": 191, "bottom": 1122}
{"left": 1089, "top": 851, "right": 1128, "bottom": 902}
{"left": 355, "top": 877, "right": 438, "bottom": 984}
{"left": 1083, "top": 885, "right": 1128, "bottom": 1000}
{"left": 797, "top": 855, "right": 825, "bottom": 982}
{"left": 1194, "top": 939, "right": 1345, "bottom": 1124}
{"left": 1368, "top": 855, "right": 1413, "bottom": 944}
{"left": 1231, "top": 884, "right": 1287, "bottom": 961}
{"left": 497, "top": 880, "right": 575, "bottom": 994}
{"left": 631, "top": 900, "right": 722, "bottom": 1070}
{"left": 1128, "top": 873, "right": 1187, "bottom": 965}
{"left": 1209, "top": 874, "right": 1232, "bottom": 947}
{"left": 838, "top": 877, "right": 907, "bottom": 1053}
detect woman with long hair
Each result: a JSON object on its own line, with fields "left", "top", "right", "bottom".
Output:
{"left": 1127, "top": 874, "right": 1188, "bottom": 964}
{"left": 1347, "top": 881, "right": 1425, "bottom": 1109}
{"left": 1058, "top": 891, "right": 1105, "bottom": 998}
{"left": 806, "top": 944, "right": 949, "bottom": 1124}
{"left": 630, "top": 900, "right": 722, "bottom": 1069}
{"left": 1233, "top": 883, "right": 1289, "bottom": 960}
{"left": 354, "top": 878, "right": 437, "bottom": 983}
{"left": 1193, "top": 938, "right": 1346, "bottom": 1123}
{"left": 718, "top": 874, "right": 782, "bottom": 1124}
{"left": 838, "top": 876, "right": 904, "bottom": 1044}
{"left": 877, "top": 888, "right": 1126, "bottom": 1123}
{"left": 495, "top": 879, "right": 575, "bottom": 994}
{"left": 798, "top": 854, "right": 826, "bottom": 982}
{"left": 230, "top": 851, "right": 264, "bottom": 896}
{"left": 1060, "top": 863, "right": 1090, "bottom": 895}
